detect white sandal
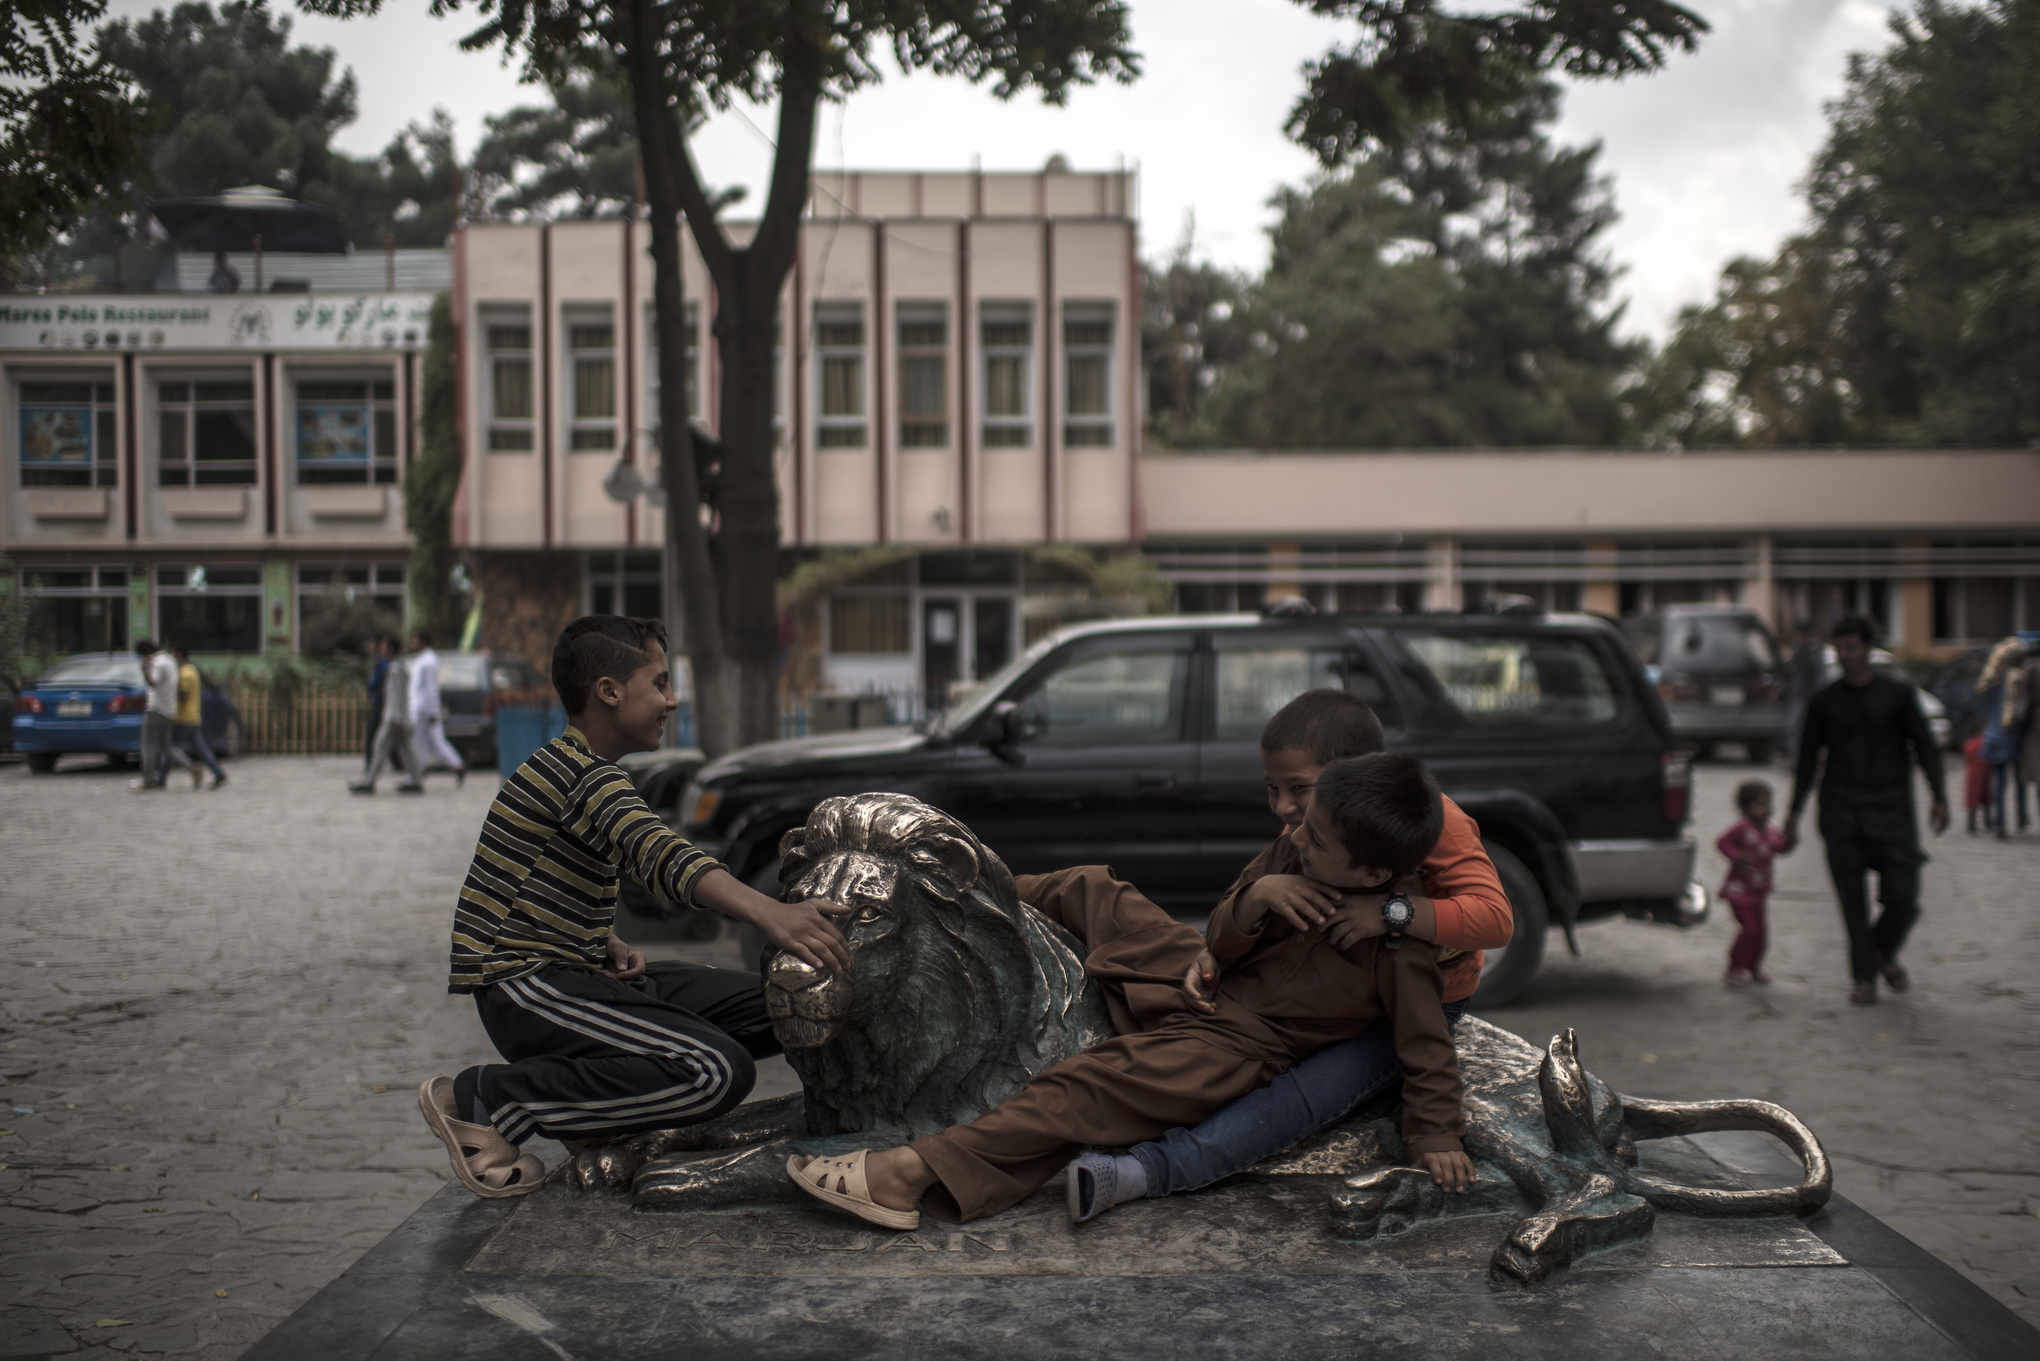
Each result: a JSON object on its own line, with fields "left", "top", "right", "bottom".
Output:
{"left": 417, "top": 1076, "right": 547, "bottom": 1198}
{"left": 787, "top": 1150, "right": 921, "bottom": 1229}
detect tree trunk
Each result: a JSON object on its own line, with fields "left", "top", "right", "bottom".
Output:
{"left": 618, "top": 0, "right": 733, "bottom": 754}
{"left": 668, "top": 55, "right": 822, "bottom": 751}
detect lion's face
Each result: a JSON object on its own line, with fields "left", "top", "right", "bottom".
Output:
{"left": 762, "top": 847, "right": 904, "bottom": 1048}
{"left": 761, "top": 795, "right": 990, "bottom": 1052}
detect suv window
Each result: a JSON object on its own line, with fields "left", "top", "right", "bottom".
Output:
{"left": 1212, "top": 640, "right": 1400, "bottom": 738}
{"left": 1013, "top": 644, "right": 1189, "bottom": 745}
{"left": 1400, "top": 631, "right": 1619, "bottom": 727}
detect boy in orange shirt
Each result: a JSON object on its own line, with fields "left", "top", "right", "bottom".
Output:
{"left": 1069, "top": 687, "right": 1512, "bottom": 1220}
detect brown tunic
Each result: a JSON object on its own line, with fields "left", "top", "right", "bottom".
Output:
{"left": 908, "top": 864, "right": 1464, "bottom": 1223}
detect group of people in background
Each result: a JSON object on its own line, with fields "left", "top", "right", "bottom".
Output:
{"left": 349, "top": 629, "right": 467, "bottom": 795}
{"left": 1965, "top": 635, "right": 2039, "bottom": 838}
{"left": 129, "top": 638, "right": 226, "bottom": 793}
{"left": 1721, "top": 617, "right": 2040, "bottom": 1004}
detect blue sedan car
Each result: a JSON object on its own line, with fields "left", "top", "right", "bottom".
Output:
{"left": 12, "top": 653, "right": 245, "bottom": 773}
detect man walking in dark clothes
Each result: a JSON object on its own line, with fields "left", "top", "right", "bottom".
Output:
{"left": 1783, "top": 614, "right": 1949, "bottom": 1005}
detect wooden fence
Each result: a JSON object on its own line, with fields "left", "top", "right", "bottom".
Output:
{"left": 230, "top": 685, "right": 371, "bottom": 755}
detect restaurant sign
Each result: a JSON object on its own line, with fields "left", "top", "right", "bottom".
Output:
{"left": 0, "top": 292, "right": 435, "bottom": 353}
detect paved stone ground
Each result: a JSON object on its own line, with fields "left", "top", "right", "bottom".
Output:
{"left": 0, "top": 752, "right": 2033, "bottom": 1359}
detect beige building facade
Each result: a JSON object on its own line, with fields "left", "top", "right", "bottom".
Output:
{"left": 6, "top": 166, "right": 2036, "bottom": 702}
{"left": 0, "top": 289, "right": 434, "bottom": 660}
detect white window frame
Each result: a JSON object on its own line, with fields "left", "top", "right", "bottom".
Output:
{"left": 980, "top": 302, "right": 1033, "bottom": 449}
{"left": 156, "top": 373, "right": 258, "bottom": 486}
{"left": 815, "top": 301, "right": 867, "bottom": 449}
{"left": 481, "top": 304, "right": 534, "bottom": 452}
{"left": 564, "top": 303, "right": 617, "bottom": 451}
{"left": 16, "top": 373, "right": 118, "bottom": 488}
{"left": 896, "top": 301, "right": 949, "bottom": 449}
{"left": 1062, "top": 301, "right": 1115, "bottom": 448}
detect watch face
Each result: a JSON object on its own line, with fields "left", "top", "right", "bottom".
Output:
{"left": 1383, "top": 894, "right": 1414, "bottom": 930}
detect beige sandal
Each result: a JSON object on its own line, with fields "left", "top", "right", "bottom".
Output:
{"left": 787, "top": 1150, "right": 921, "bottom": 1229}
{"left": 417, "top": 1076, "right": 547, "bottom": 1198}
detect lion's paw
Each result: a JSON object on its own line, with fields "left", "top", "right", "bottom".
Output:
{"left": 566, "top": 1136, "right": 662, "bottom": 1193}
{"left": 1327, "top": 1165, "right": 1452, "bottom": 1239}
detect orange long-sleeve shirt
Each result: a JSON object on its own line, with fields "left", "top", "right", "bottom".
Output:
{"left": 1211, "top": 796, "right": 1512, "bottom": 1005}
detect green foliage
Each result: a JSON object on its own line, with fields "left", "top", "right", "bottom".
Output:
{"left": 470, "top": 73, "right": 640, "bottom": 219}
{"left": 0, "top": 559, "right": 32, "bottom": 690}
{"left": 405, "top": 293, "right": 468, "bottom": 648}
{"left": 0, "top": 0, "right": 152, "bottom": 277}
{"left": 1642, "top": 0, "right": 2040, "bottom": 447}
{"left": 1176, "top": 84, "right": 1637, "bottom": 449}
{"left": 28, "top": 1, "right": 472, "bottom": 286}
{"left": 1288, "top": 0, "right": 1706, "bottom": 161}
{"left": 1028, "top": 545, "right": 1173, "bottom": 616}
{"left": 1142, "top": 222, "right": 1252, "bottom": 447}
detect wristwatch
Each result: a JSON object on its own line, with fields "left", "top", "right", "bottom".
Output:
{"left": 1381, "top": 893, "right": 1415, "bottom": 950}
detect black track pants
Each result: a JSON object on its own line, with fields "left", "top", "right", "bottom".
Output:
{"left": 470, "top": 962, "right": 780, "bottom": 1144}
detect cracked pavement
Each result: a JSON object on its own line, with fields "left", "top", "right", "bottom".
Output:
{"left": 0, "top": 751, "right": 2033, "bottom": 1358}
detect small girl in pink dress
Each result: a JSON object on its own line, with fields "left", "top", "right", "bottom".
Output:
{"left": 1718, "top": 781, "right": 1789, "bottom": 987}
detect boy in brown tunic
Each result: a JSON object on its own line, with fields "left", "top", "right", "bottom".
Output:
{"left": 790, "top": 752, "right": 1471, "bottom": 1227}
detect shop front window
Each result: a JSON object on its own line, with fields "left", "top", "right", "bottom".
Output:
{"left": 20, "top": 565, "right": 129, "bottom": 655}
{"left": 156, "top": 564, "right": 263, "bottom": 653}
{"left": 297, "top": 562, "right": 406, "bottom": 657}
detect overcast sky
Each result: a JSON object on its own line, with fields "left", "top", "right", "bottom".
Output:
{"left": 111, "top": 0, "right": 1908, "bottom": 340}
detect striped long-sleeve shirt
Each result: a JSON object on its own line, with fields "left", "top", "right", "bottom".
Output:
{"left": 448, "top": 727, "right": 724, "bottom": 993}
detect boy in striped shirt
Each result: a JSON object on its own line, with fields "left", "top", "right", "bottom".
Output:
{"left": 419, "top": 615, "right": 852, "bottom": 1198}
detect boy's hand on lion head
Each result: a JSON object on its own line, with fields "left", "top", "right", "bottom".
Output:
{"left": 759, "top": 897, "right": 857, "bottom": 975}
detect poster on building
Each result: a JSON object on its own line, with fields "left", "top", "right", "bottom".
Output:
{"left": 19, "top": 405, "right": 94, "bottom": 469}
{"left": 296, "top": 403, "right": 371, "bottom": 467}
{"left": 0, "top": 293, "right": 434, "bottom": 353}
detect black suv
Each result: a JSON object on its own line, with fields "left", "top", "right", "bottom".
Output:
{"left": 673, "top": 611, "right": 1703, "bottom": 1004}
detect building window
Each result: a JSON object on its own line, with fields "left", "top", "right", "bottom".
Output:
{"left": 1934, "top": 576, "right": 2036, "bottom": 642}
{"left": 156, "top": 564, "right": 263, "bottom": 653}
{"left": 296, "top": 379, "right": 397, "bottom": 484}
{"left": 158, "top": 379, "right": 256, "bottom": 486}
{"left": 587, "top": 549, "right": 664, "bottom": 619}
{"left": 816, "top": 302, "right": 866, "bottom": 448}
{"left": 483, "top": 306, "right": 533, "bottom": 451}
{"left": 297, "top": 562, "right": 406, "bottom": 657}
{"left": 897, "top": 302, "right": 948, "bottom": 448}
{"left": 1063, "top": 302, "right": 1114, "bottom": 447}
{"left": 981, "top": 303, "right": 1032, "bottom": 448}
{"left": 19, "top": 565, "right": 128, "bottom": 655}
{"left": 566, "top": 305, "right": 617, "bottom": 450}
{"left": 18, "top": 380, "right": 117, "bottom": 487}
{"left": 828, "top": 593, "right": 910, "bottom": 654}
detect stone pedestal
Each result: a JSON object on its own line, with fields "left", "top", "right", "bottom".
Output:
{"left": 241, "top": 1132, "right": 2037, "bottom": 1360}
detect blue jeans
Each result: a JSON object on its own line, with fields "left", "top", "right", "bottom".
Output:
{"left": 1128, "top": 1000, "right": 1467, "bottom": 1197}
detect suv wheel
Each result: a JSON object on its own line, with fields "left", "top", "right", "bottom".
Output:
{"left": 1470, "top": 843, "right": 1548, "bottom": 1008}
{"left": 26, "top": 753, "right": 57, "bottom": 773}
{"left": 222, "top": 716, "right": 246, "bottom": 760}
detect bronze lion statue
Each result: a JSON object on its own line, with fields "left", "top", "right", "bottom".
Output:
{"left": 570, "top": 792, "right": 1829, "bottom": 1285}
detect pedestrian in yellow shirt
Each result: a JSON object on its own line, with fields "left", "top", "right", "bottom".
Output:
{"left": 171, "top": 644, "right": 226, "bottom": 790}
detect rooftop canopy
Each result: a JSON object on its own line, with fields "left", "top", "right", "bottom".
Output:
{"left": 149, "top": 185, "right": 347, "bottom": 254}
